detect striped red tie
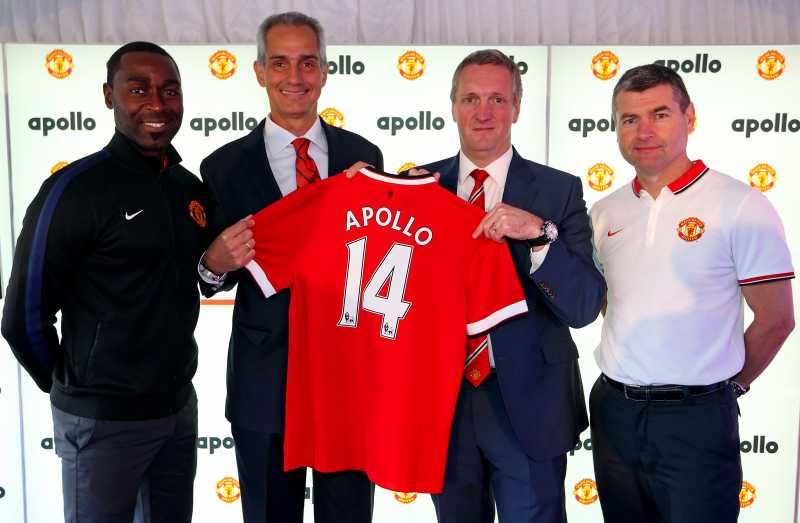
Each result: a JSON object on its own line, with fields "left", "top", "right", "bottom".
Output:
{"left": 291, "top": 137, "right": 321, "bottom": 189}
{"left": 465, "top": 169, "right": 491, "bottom": 387}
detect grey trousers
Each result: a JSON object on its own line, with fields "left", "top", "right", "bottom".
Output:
{"left": 52, "top": 389, "right": 198, "bottom": 523}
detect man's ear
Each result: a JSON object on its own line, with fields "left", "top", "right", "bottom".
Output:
{"left": 103, "top": 83, "right": 113, "bottom": 109}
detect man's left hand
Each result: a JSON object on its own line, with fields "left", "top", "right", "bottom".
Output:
{"left": 473, "top": 203, "right": 544, "bottom": 247}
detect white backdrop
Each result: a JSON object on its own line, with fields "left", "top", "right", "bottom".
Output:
{"left": 0, "top": 43, "right": 798, "bottom": 522}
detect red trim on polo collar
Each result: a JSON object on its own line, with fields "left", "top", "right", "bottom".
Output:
{"left": 631, "top": 160, "right": 708, "bottom": 198}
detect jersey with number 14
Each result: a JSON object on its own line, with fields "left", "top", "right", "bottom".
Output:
{"left": 246, "top": 167, "right": 527, "bottom": 493}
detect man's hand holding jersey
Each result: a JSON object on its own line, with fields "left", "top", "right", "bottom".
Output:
{"left": 203, "top": 216, "right": 256, "bottom": 275}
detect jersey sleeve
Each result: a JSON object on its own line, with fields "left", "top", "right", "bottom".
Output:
{"left": 465, "top": 239, "right": 528, "bottom": 335}
{"left": 245, "top": 183, "right": 326, "bottom": 298}
{"left": 732, "top": 190, "right": 795, "bottom": 286}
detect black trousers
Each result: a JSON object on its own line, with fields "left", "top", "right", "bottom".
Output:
{"left": 589, "top": 375, "right": 742, "bottom": 523}
{"left": 52, "top": 389, "right": 198, "bottom": 523}
{"left": 231, "top": 424, "right": 373, "bottom": 523}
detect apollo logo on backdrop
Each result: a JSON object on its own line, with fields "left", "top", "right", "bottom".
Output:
{"left": 377, "top": 111, "right": 445, "bottom": 135}
{"left": 748, "top": 163, "right": 776, "bottom": 192}
{"left": 757, "top": 49, "right": 785, "bottom": 80}
{"left": 587, "top": 163, "right": 614, "bottom": 191}
{"left": 209, "top": 50, "right": 237, "bottom": 79}
{"left": 328, "top": 55, "right": 365, "bottom": 75}
{"left": 0, "top": 486, "right": 5, "bottom": 498}
{"left": 28, "top": 112, "right": 96, "bottom": 136}
{"left": 653, "top": 53, "right": 721, "bottom": 73}
{"left": 215, "top": 476, "right": 240, "bottom": 503}
{"left": 51, "top": 161, "right": 69, "bottom": 175}
{"left": 591, "top": 50, "right": 619, "bottom": 80}
{"left": 189, "top": 112, "right": 259, "bottom": 136}
{"left": 573, "top": 479, "right": 599, "bottom": 505}
{"left": 569, "top": 117, "right": 615, "bottom": 137}
{"left": 731, "top": 113, "right": 798, "bottom": 138}
{"left": 393, "top": 492, "right": 418, "bottom": 504}
{"left": 568, "top": 435, "right": 780, "bottom": 456}
{"left": 46, "top": 49, "right": 73, "bottom": 79}
{"left": 739, "top": 481, "right": 756, "bottom": 508}
{"left": 320, "top": 107, "right": 345, "bottom": 128}
{"left": 197, "top": 435, "right": 235, "bottom": 454}
{"left": 398, "top": 50, "right": 425, "bottom": 80}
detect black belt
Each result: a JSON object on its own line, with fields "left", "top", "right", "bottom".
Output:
{"left": 602, "top": 374, "right": 728, "bottom": 401}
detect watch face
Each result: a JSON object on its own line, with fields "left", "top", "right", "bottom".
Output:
{"left": 544, "top": 221, "right": 558, "bottom": 242}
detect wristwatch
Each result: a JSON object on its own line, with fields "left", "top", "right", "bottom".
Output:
{"left": 526, "top": 220, "right": 558, "bottom": 248}
{"left": 730, "top": 380, "right": 750, "bottom": 397}
{"left": 198, "top": 259, "right": 226, "bottom": 284}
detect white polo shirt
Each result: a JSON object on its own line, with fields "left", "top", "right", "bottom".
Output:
{"left": 590, "top": 160, "right": 794, "bottom": 386}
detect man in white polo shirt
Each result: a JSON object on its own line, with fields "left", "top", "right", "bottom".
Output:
{"left": 589, "top": 63, "right": 795, "bottom": 522}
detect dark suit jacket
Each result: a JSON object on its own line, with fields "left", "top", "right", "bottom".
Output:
{"left": 418, "top": 149, "right": 605, "bottom": 459}
{"left": 200, "top": 117, "right": 383, "bottom": 433}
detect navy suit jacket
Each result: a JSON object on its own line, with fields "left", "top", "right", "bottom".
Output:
{"left": 200, "top": 118, "right": 383, "bottom": 433}
{"left": 418, "top": 149, "right": 605, "bottom": 459}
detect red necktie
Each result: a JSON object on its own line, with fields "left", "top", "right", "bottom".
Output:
{"left": 465, "top": 169, "right": 491, "bottom": 387}
{"left": 291, "top": 137, "right": 321, "bottom": 189}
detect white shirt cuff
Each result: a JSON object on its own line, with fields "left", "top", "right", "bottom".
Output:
{"left": 197, "top": 253, "right": 228, "bottom": 285}
{"left": 528, "top": 244, "right": 550, "bottom": 274}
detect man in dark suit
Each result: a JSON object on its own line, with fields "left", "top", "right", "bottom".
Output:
{"left": 419, "top": 49, "right": 605, "bottom": 523}
{"left": 197, "top": 11, "right": 383, "bottom": 523}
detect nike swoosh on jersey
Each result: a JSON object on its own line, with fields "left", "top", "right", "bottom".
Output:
{"left": 125, "top": 209, "right": 144, "bottom": 220}
{"left": 607, "top": 228, "right": 624, "bottom": 237}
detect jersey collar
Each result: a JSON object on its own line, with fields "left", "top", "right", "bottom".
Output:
{"left": 631, "top": 160, "right": 708, "bottom": 198}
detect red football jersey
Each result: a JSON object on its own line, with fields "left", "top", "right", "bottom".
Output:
{"left": 246, "top": 168, "right": 527, "bottom": 493}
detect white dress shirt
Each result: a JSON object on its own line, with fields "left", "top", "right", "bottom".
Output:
{"left": 456, "top": 146, "right": 549, "bottom": 365}
{"left": 199, "top": 116, "right": 330, "bottom": 284}
{"left": 264, "top": 115, "right": 329, "bottom": 196}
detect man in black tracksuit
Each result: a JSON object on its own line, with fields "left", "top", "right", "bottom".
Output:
{"left": 1, "top": 42, "right": 213, "bottom": 523}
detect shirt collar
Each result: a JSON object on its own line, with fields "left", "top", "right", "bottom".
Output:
{"left": 631, "top": 159, "right": 708, "bottom": 198}
{"left": 264, "top": 116, "right": 327, "bottom": 156}
{"left": 458, "top": 146, "right": 513, "bottom": 188}
{"left": 106, "top": 130, "right": 182, "bottom": 175}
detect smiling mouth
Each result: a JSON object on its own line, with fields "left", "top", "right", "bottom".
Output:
{"left": 280, "top": 87, "right": 308, "bottom": 96}
{"left": 143, "top": 122, "right": 168, "bottom": 129}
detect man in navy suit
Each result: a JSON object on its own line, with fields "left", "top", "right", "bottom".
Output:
{"left": 197, "top": 11, "right": 383, "bottom": 523}
{"left": 418, "top": 49, "right": 605, "bottom": 523}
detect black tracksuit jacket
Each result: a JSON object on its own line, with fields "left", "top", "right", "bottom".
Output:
{"left": 1, "top": 132, "right": 213, "bottom": 420}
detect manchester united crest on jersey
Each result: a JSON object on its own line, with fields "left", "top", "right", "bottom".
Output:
{"left": 188, "top": 200, "right": 207, "bottom": 227}
{"left": 677, "top": 217, "right": 705, "bottom": 242}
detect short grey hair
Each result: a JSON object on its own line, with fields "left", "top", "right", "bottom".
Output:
{"left": 612, "top": 63, "right": 691, "bottom": 119}
{"left": 450, "top": 49, "right": 522, "bottom": 105}
{"left": 255, "top": 11, "right": 327, "bottom": 69}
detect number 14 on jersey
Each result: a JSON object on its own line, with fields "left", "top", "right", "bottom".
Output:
{"left": 337, "top": 237, "right": 413, "bottom": 340}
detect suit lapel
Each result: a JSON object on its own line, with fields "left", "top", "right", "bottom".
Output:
{"left": 502, "top": 148, "right": 539, "bottom": 210}
{"left": 243, "top": 119, "right": 283, "bottom": 205}
{"left": 321, "top": 118, "right": 341, "bottom": 174}
{"left": 502, "top": 148, "right": 541, "bottom": 266}
{"left": 438, "top": 155, "right": 461, "bottom": 194}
